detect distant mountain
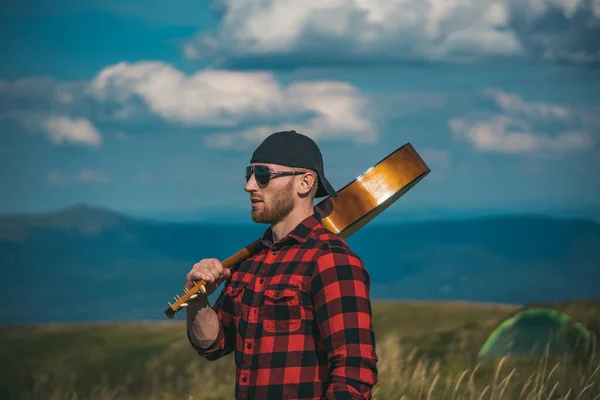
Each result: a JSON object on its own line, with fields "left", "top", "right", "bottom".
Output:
{"left": 0, "top": 204, "right": 130, "bottom": 240}
{"left": 129, "top": 205, "right": 600, "bottom": 225}
{"left": 1, "top": 205, "right": 599, "bottom": 324}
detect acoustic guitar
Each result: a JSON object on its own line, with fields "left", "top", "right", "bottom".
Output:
{"left": 164, "top": 142, "right": 430, "bottom": 318}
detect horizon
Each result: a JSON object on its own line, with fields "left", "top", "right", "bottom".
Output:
{"left": 3, "top": 201, "right": 600, "bottom": 226}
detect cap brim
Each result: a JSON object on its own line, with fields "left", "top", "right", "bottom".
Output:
{"left": 316, "top": 172, "right": 338, "bottom": 198}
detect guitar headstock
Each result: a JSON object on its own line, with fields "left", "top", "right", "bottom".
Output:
{"left": 164, "top": 280, "right": 207, "bottom": 318}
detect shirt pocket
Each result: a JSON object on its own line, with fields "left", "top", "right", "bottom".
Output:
{"left": 262, "top": 287, "right": 302, "bottom": 334}
{"left": 224, "top": 283, "right": 246, "bottom": 319}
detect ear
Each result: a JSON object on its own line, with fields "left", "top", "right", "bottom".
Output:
{"left": 298, "top": 171, "right": 316, "bottom": 196}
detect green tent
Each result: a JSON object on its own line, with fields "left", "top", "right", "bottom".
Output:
{"left": 478, "top": 308, "right": 592, "bottom": 359}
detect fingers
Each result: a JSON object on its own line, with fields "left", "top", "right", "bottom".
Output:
{"left": 185, "top": 258, "right": 227, "bottom": 290}
{"left": 222, "top": 268, "right": 231, "bottom": 279}
{"left": 203, "top": 267, "right": 219, "bottom": 284}
{"left": 203, "top": 258, "right": 223, "bottom": 283}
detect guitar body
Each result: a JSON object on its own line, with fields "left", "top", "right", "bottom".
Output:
{"left": 316, "top": 143, "right": 430, "bottom": 239}
{"left": 165, "top": 142, "right": 430, "bottom": 318}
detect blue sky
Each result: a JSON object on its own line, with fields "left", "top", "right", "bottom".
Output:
{"left": 1, "top": 0, "right": 600, "bottom": 222}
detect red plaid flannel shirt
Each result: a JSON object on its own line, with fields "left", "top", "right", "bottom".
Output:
{"left": 188, "top": 213, "right": 378, "bottom": 399}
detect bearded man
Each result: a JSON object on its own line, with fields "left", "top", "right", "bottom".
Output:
{"left": 185, "top": 130, "right": 378, "bottom": 399}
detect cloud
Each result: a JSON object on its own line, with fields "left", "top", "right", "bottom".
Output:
{"left": 2, "top": 61, "right": 376, "bottom": 149}
{"left": 184, "top": 0, "right": 600, "bottom": 67}
{"left": 202, "top": 81, "right": 376, "bottom": 149}
{"left": 89, "top": 61, "right": 376, "bottom": 147}
{"left": 89, "top": 61, "right": 288, "bottom": 126}
{"left": 449, "top": 89, "right": 596, "bottom": 154}
{"left": 42, "top": 117, "right": 102, "bottom": 147}
{"left": 0, "top": 77, "right": 104, "bottom": 147}
{"left": 450, "top": 116, "right": 593, "bottom": 153}
{"left": 482, "top": 88, "right": 571, "bottom": 120}
{"left": 48, "top": 169, "right": 109, "bottom": 186}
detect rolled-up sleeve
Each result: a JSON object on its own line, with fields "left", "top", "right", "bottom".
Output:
{"left": 188, "top": 283, "right": 236, "bottom": 361}
{"left": 312, "top": 246, "right": 378, "bottom": 399}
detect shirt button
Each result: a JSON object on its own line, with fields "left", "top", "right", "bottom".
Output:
{"left": 272, "top": 250, "right": 277, "bottom": 255}
{"left": 247, "top": 343, "right": 252, "bottom": 349}
{"left": 259, "top": 279, "right": 264, "bottom": 284}
{"left": 242, "top": 377, "right": 247, "bottom": 383}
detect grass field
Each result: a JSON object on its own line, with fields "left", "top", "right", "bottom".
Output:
{"left": 1, "top": 300, "right": 599, "bottom": 399}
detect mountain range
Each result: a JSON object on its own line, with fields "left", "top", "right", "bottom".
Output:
{"left": 1, "top": 204, "right": 599, "bottom": 324}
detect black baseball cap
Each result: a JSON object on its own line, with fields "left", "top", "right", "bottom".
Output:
{"left": 250, "top": 130, "right": 338, "bottom": 198}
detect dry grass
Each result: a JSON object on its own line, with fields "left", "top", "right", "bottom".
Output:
{"left": 2, "top": 301, "right": 599, "bottom": 399}
{"left": 372, "top": 333, "right": 600, "bottom": 400}
{"left": 12, "top": 333, "right": 600, "bottom": 400}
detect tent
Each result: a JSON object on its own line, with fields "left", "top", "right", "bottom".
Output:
{"left": 478, "top": 308, "right": 592, "bottom": 360}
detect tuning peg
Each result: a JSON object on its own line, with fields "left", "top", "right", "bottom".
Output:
{"left": 199, "top": 286, "right": 207, "bottom": 294}
{"left": 183, "top": 288, "right": 189, "bottom": 293}
{"left": 168, "top": 302, "right": 173, "bottom": 307}
{"left": 174, "top": 295, "right": 181, "bottom": 301}
{"left": 189, "top": 294, "right": 198, "bottom": 300}
{"left": 180, "top": 303, "right": 189, "bottom": 308}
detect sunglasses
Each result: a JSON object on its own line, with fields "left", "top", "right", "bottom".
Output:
{"left": 245, "top": 165, "right": 305, "bottom": 185}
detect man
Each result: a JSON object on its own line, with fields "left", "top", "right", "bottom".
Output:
{"left": 185, "top": 130, "right": 378, "bottom": 399}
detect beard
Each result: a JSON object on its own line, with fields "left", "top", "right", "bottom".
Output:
{"left": 251, "top": 179, "right": 294, "bottom": 224}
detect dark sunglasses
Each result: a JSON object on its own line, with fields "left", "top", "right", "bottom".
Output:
{"left": 245, "top": 165, "right": 305, "bottom": 185}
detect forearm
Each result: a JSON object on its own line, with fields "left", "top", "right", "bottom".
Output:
{"left": 186, "top": 296, "right": 220, "bottom": 349}
{"left": 313, "top": 252, "right": 379, "bottom": 399}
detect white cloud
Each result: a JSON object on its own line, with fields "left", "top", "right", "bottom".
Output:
{"left": 201, "top": 81, "right": 376, "bottom": 149}
{"left": 184, "top": 0, "right": 599, "bottom": 66}
{"left": 89, "top": 61, "right": 375, "bottom": 147}
{"left": 42, "top": 116, "right": 102, "bottom": 147}
{"left": 0, "top": 77, "right": 105, "bottom": 148}
{"left": 48, "top": 169, "right": 109, "bottom": 185}
{"left": 2, "top": 61, "right": 376, "bottom": 149}
{"left": 89, "top": 61, "right": 286, "bottom": 126}
{"left": 450, "top": 89, "right": 595, "bottom": 154}
{"left": 450, "top": 116, "right": 593, "bottom": 153}
{"left": 483, "top": 89, "right": 571, "bottom": 120}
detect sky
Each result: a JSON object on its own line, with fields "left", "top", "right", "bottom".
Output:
{"left": 1, "top": 0, "right": 600, "bottom": 222}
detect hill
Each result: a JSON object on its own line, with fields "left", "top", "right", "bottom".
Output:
{"left": 1, "top": 205, "right": 599, "bottom": 323}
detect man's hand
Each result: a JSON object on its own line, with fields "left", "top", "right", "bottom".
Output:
{"left": 185, "top": 258, "right": 232, "bottom": 297}
{"left": 185, "top": 258, "right": 230, "bottom": 350}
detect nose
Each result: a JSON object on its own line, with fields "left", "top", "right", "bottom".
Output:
{"left": 244, "top": 173, "right": 258, "bottom": 193}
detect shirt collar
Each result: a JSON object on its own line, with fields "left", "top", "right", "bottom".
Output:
{"left": 259, "top": 212, "right": 322, "bottom": 250}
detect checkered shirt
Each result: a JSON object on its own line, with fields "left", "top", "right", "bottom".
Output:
{"left": 188, "top": 213, "right": 378, "bottom": 399}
